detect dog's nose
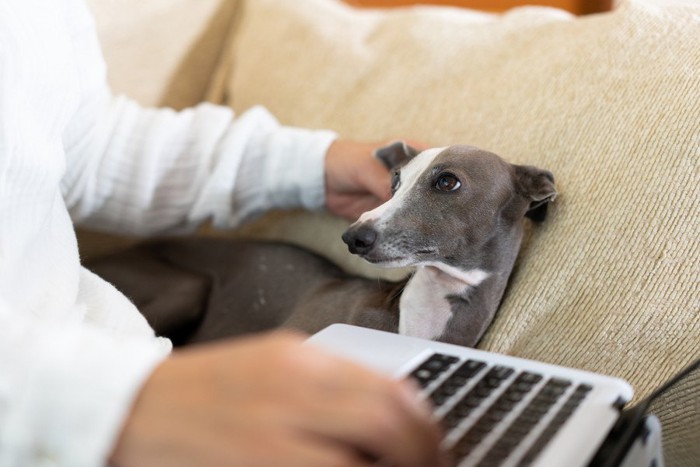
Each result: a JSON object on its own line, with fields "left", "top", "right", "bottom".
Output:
{"left": 342, "top": 225, "right": 378, "bottom": 255}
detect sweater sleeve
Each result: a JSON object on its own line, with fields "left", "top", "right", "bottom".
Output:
{"left": 0, "top": 270, "right": 172, "bottom": 467}
{"left": 63, "top": 97, "right": 337, "bottom": 235}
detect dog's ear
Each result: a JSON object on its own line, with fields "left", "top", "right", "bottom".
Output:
{"left": 514, "top": 165, "right": 557, "bottom": 222}
{"left": 374, "top": 141, "right": 420, "bottom": 170}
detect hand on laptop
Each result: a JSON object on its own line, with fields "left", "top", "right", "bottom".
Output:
{"left": 109, "top": 331, "right": 450, "bottom": 467}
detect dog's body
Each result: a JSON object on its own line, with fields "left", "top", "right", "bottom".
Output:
{"left": 88, "top": 144, "right": 556, "bottom": 347}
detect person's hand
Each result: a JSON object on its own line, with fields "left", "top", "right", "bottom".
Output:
{"left": 109, "top": 331, "right": 449, "bottom": 467}
{"left": 324, "top": 139, "right": 427, "bottom": 220}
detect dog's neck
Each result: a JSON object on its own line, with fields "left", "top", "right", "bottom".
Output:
{"left": 398, "top": 264, "right": 490, "bottom": 340}
{"left": 396, "top": 224, "right": 526, "bottom": 346}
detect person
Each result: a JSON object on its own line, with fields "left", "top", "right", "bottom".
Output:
{"left": 0, "top": 0, "right": 449, "bottom": 466}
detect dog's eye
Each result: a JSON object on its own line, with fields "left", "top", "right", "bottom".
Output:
{"left": 435, "top": 173, "right": 461, "bottom": 192}
{"left": 391, "top": 171, "right": 401, "bottom": 194}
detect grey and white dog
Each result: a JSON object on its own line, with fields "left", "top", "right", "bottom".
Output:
{"left": 88, "top": 143, "right": 556, "bottom": 347}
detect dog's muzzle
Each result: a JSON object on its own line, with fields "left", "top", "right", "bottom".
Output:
{"left": 342, "top": 224, "right": 378, "bottom": 255}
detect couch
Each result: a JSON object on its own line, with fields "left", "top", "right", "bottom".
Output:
{"left": 83, "top": 0, "right": 698, "bottom": 451}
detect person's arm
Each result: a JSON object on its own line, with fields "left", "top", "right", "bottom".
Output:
{"left": 62, "top": 91, "right": 337, "bottom": 234}
{"left": 109, "top": 331, "right": 449, "bottom": 467}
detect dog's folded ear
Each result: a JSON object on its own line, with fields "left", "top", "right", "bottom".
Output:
{"left": 374, "top": 141, "right": 420, "bottom": 169}
{"left": 514, "top": 165, "right": 558, "bottom": 222}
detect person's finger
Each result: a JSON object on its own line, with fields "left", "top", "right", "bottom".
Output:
{"left": 401, "top": 139, "right": 430, "bottom": 151}
{"left": 326, "top": 193, "right": 385, "bottom": 220}
{"left": 273, "top": 433, "right": 378, "bottom": 467}
{"left": 357, "top": 154, "right": 392, "bottom": 201}
{"left": 283, "top": 358, "right": 444, "bottom": 467}
{"left": 296, "top": 385, "right": 444, "bottom": 467}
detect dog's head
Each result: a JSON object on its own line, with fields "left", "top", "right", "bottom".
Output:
{"left": 342, "top": 142, "right": 557, "bottom": 272}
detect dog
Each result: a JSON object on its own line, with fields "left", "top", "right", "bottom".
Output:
{"left": 87, "top": 143, "right": 556, "bottom": 347}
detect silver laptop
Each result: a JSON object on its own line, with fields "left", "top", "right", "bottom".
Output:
{"left": 307, "top": 324, "right": 699, "bottom": 467}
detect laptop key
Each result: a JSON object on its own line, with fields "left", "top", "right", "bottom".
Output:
{"left": 408, "top": 352, "right": 460, "bottom": 388}
{"left": 452, "top": 371, "right": 540, "bottom": 462}
{"left": 548, "top": 377, "right": 572, "bottom": 388}
{"left": 430, "top": 392, "right": 449, "bottom": 406}
{"left": 441, "top": 365, "right": 516, "bottom": 436}
{"left": 476, "top": 377, "right": 572, "bottom": 465}
{"left": 518, "top": 371, "right": 543, "bottom": 385}
{"left": 491, "top": 365, "right": 515, "bottom": 381}
{"left": 426, "top": 359, "right": 486, "bottom": 407}
{"left": 517, "top": 383, "right": 591, "bottom": 465}
{"left": 410, "top": 356, "right": 596, "bottom": 465}
{"left": 454, "top": 359, "right": 487, "bottom": 378}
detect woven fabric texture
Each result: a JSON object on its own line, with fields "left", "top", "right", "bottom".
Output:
{"left": 87, "top": 0, "right": 235, "bottom": 109}
{"left": 218, "top": 0, "right": 700, "bottom": 401}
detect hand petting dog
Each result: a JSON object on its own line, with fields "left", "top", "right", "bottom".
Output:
{"left": 324, "top": 139, "right": 427, "bottom": 220}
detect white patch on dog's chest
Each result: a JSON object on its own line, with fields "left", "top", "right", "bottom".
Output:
{"left": 399, "top": 265, "right": 489, "bottom": 340}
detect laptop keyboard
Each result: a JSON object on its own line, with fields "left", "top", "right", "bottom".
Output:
{"left": 408, "top": 352, "right": 592, "bottom": 466}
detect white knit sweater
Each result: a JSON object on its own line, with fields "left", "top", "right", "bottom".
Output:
{"left": 0, "top": 1, "right": 336, "bottom": 465}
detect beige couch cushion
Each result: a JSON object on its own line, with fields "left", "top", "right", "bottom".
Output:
{"left": 86, "top": 0, "right": 236, "bottom": 109}
{"left": 216, "top": 0, "right": 700, "bottom": 400}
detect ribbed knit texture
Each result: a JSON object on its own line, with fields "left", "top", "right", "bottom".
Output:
{"left": 219, "top": 0, "right": 700, "bottom": 413}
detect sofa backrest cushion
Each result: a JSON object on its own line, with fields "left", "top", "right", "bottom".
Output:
{"left": 214, "top": 0, "right": 700, "bottom": 402}
{"left": 87, "top": 0, "right": 235, "bottom": 108}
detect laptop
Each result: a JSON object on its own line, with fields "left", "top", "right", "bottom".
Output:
{"left": 307, "top": 324, "right": 699, "bottom": 467}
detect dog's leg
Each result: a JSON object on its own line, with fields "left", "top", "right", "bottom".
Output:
{"left": 282, "top": 278, "right": 404, "bottom": 335}
{"left": 86, "top": 245, "right": 210, "bottom": 345}
{"left": 156, "top": 238, "right": 363, "bottom": 344}
{"left": 88, "top": 238, "right": 359, "bottom": 344}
